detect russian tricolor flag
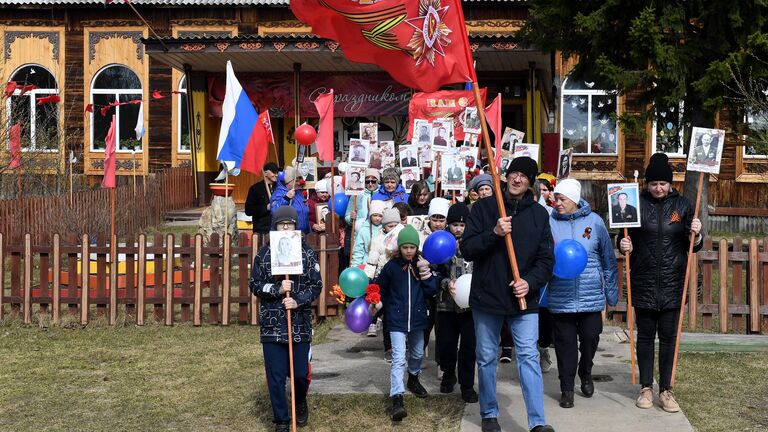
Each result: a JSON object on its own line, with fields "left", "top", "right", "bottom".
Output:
{"left": 216, "top": 61, "right": 265, "bottom": 174}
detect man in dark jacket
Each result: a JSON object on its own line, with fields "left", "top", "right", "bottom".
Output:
{"left": 250, "top": 206, "right": 323, "bottom": 432}
{"left": 244, "top": 162, "right": 279, "bottom": 235}
{"left": 461, "top": 157, "right": 555, "bottom": 432}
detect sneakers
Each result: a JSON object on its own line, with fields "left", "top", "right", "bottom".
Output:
{"left": 440, "top": 374, "right": 456, "bottom": 394}
{"left": 580, "top": 376, "right": 594, "bottom": 397}
{"left": 659, "top": 389, "right": 681, "bottom": 413}
{"left": 407, "top": 373, "right": 428, "bottom": 398}
{"left": 376, "top": 317, "right": 383, "bottom": 331}
{"left": 539, "top": 347, "right": 552, "bottom": 373}
{"left": 499, "top": 347, "right": 513, "bottom": 364}
{"left": 559, "top": 391, "right": 574, "bottom": 408}
{"left": 481, "top": 418, "right": 501, "bottom": 432}
{"left": 391, "top": 394, "right": 407, "bottom": 421}
{"left": 367, "top": 323, "right": 377, "bottom": 337}
{"left": 636, "top": 386, "right": 654, "bottom": 409}
{"left": 296, "top": 400, "right": 309, "bottom": 426}
{"left": 274, "top": 423, "right": 289, "bottom": 432}
{"left": 530, "top": 426, "right": 556, "bottom": 432}
{"left": 461, "top": 387, "right": 479, "bottom": 403}
{"left": 384, "top": 350, "right": 392, "bottom": 363}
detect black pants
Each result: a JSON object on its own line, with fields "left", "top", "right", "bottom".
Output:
{"left": 552, "top": 311, "right": 603, "bottom": 392}
{"left": 538, "top": 307, "right": 554, "bottom": 348}
{"left": 436, "top": 311, "right": 476, "bottom": 389}
{"left": 635, "top": 307, "right": 680, "bottom": 390}
{"left": 263, "top": 342, "right": 311, "bottom": 424}
{"left": 500, "top": 321, "right": 514, "bottom": 348}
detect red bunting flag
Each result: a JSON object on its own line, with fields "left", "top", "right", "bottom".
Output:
{"left": 313, "top": 89, "right": 335, "bottom": 162}
{"left": 4, "top": 81, "right": 18, "bottom": 97}
{"left": 84, "top": 103, "right": 94, "bottom": 113}
{"left": 19, "top": 84, "right": 38, "bottom": 96}
{"left": 291, "top": 0, "right": 476, "bottom": 92}
{"left": 9, "top": 123, "right": 21, "bottom": 169}
{"left": 240, "top": 110, "right": 274, "bottom": 176}
{"left": 485, "top": 93, "right": 502, "bottom": 166}
{"left": 151, "top": 90, "right": 164, "bottom": 99}
{"left": 101, "top": 115, "right": 117, "bottom": 188}
{"left": 36, "top": 94, "right": 60, "bottom": 105}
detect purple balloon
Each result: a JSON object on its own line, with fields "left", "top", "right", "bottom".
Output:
{"left": 345, "top": 297, "right": 373, "bottom": 333}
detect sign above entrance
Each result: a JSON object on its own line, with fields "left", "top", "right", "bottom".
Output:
{"left": 207, "top": 73, "right": 410, "bottom": 118}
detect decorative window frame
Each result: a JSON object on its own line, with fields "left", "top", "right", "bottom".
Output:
{"left": 645, "top": 101, "right": 688, "bottom": 182}
{"left": 83, "top": 25, "right": 148, "bottom": 176}
{"left": 1, "top": 26, "right": 66, "bottom": 173}
{"left": 736, "top": 110, "right": 768, "bottom": 182}
{"left": 6, "top": 64, "right": 59, "bottom": 152}
{"left": 89, "top": 64, "right": 143, "bottom": 153}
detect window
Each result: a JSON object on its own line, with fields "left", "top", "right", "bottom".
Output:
{"left": 177, "top": 76, "right": 191, "bottom": 153}
{"left": 90, "top": 65, "right": 142, "bottom": 152}
{"left": 652, "top": 103, "right": 685, "bottom": 156}
{"left": 560, "top": 74, "right": 618, "bottom": 155}
{"left": 6, "top": 65, "right": 59, "bottom": 151}
{"left": 745, "top": 110, "right": 768, "bottom": 158}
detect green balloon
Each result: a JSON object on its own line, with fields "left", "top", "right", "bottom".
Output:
{"left": 339, "top": 267, "right": 368, "bottom": 298}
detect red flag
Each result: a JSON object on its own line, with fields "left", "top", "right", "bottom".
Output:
{"left": 291, "top": 0, "right": 476, "bottom": 92}
{"left": 313, "top": 89, "right": 335, "bottom": 162}
{"left": 4, "top": 81, "right": 18, "bottom": 97}
{"left": 240, "top": 111, "right": 273, "bottom": 175}
{"left": 9, "top": 123, "right": 21, "bottom": 169}
{"left": 406, "top": 89, "right": 486, "bottom": 142}
{"left": 151, "top": 90, "right": 165, "bottom": 99}
{"left": 84, "top": 103, "right": 94, "bottom": 113}
{"left": 19, "top": 84, "right": 38, "bottom": 96}
{"left": 101, "top": 115, "right": 117, "bottom": 188}
{"left": 485, "top": 93, "right": 502, "bottom": 166}
{"left": 36, "top": 94, "right": 60, "bottom": 105}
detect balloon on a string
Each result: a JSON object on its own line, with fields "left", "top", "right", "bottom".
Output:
{"left": 339, "top": 267, "right": 368, "bottom": 298}
{"left": 422, "top": 230, "right": 457, "bottom": 265}
{"left": 277, "top": 171, "right": 285, "bottom": 182}
{"left": 553, "top": 239, "right": 588, "bottom": 279}
{"left": 333, "top": 193, "right": 349, "bottom": 216}
{"left": 345, "top": 297, "right": 372, "bottom": 333}
{"left": 294, "top": 123, "right": 317, "bottom": 146}
{"left": 453, "top": 273, "right": 472, "bottom": 309}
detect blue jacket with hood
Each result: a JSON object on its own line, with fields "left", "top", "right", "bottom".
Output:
{"left": 377, "top": 253, "right": 439, "bottom": 333}
{"left": 270, "top": 182, "right": 310, "bottom": 234}
{"left": 372, "top": 184, "right": 409, "bottom": 204}
{"left": 547, "top": 200, "right": 619, "bottom": 313}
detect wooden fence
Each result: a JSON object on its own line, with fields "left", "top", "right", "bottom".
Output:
{"left": 0, "top": 167, "right": 194, "bottom": 243}
{"left": 0, "top": 231, "right": 341, "bottom": 326}
{"left": 607, "top": 236, "right": 768, "bottom": 334}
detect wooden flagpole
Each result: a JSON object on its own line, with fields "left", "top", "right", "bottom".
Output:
{"left": 284, "top": 275, "right": 297, "bottom": 432}
{"left": 69, "top": 152, "right": 74, "bottom": 206}
{"left": 329, "top": 159, "right": 336, "bottom": 234}
{"left": 471, "top": 82, "right": 526, "bottom": 310}
{"left": 624, "top": 227, "right": 637, "bottom": 385}
{"left": 109, "top": 186, "right": 117, "bottom": 324}
{"left": 349, "top": 195, "right": 358, "bottom": 257}
{"left": 132, "top": 149, "right": 137, "bottom": 196}
{"left": 670, "top": 171, "right": 704, "bottom": 385}
{"left": 224, "top": 169, "right": 229, "bottom": 242}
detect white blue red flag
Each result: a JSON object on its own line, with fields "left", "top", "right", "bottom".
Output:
{"left": 216, "top": 61, "right": 259, "bottom": 173}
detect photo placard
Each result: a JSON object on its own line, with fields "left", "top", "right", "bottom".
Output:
{"left": 686, "top": 127, "right": 725, "bottom": 174}
{"left": 607, "top": 183, "right": 642, "bottom": 229}
{"left": 270, "top": 230, "right": 303, "bottom": 275}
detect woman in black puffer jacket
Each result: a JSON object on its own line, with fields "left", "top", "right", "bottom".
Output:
{"left": 619, "top": 153, "right": 703, "bottom": 414}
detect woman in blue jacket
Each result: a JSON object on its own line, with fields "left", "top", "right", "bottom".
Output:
{"left": 547, "top": 179, "right": 618, "bottom": 409}
{"left": 270, "top": 166, "right": 310, "bottom": 234}
{"left": 372, "top": 167, "right": 409, "bottom": 203}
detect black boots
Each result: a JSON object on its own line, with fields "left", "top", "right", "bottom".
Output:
{"left": 559, "top": 391, "right": 574, "bottom": 408}
{"left": 440, "top": 373, "right": 456, "bottom": 394}
{"left": 391, "top": 394, "right": 407, "bottom": 421}
{"left": 296, "top": 400, "right": 309, "bottom": 426}
{"left": 581, "top": 376, "right": 594, "bottom": 397}
{"left": 481, "top": 417, "right": 501, "bottom": 432}
{"left": 407, "top": 373, "right": 428, "bottom": 398}
{"left": 461, "top": 387, "right": 479, "bottom": 403}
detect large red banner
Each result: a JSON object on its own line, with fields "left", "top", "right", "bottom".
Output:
{"left": 406, "top": 89, "right": 486, "bottom": 142}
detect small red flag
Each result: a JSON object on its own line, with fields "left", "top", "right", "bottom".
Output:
{"left": 485, "top": 93, "right": 502, "bottom": 166}
{"left": 85, "top": 103, "right": 94, "bottom": 113}
{"left": 240, "top": 110, "right": 273, "bottom": 176}
{"left": 4, "top": 81, "right": 18, "bottom": 97}
{"left": 313, "top": 89, "right": 335, "bottom": 162}
{"left": 19, "top": 84, "right": 38, "bottom": 96}
{"left": 151, "top": 90, "right": 165, "bottom": 99}
{"left": 101, "top": 115, "right": 117, "bottom": 188}
{"left": 36, "top": 94, "right": 60, "bottom": 105}
{"left": 9, "top": 123, "right": 21, "bottom": 169}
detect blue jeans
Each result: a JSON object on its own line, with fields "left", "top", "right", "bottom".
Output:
{"left": 389, "top": 330, "right": 425, "bottom": 396}
{"left": 474, "top": 310, "right": 546, "bottom": 430}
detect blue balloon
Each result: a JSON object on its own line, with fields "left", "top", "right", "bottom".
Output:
{"left": 422, "top": 230, "right": 457, "bottom": 265}
{"left": 277, "top": 171, "right": 285, "bottom": 182}
{"left": 333, "top": 193, "right": 349, "bottom": 216}
{"left": 553, "top": 239, "right": 588, "bottom": 279}
{"left": 345, "top": 297, "right": 373, "bottom": 333}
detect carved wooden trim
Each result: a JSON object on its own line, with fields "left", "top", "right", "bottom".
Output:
{"left": 469, "top": 43, "right": 479, "bottom": 53}
{"left": 89, "top": 31, "right": 144, "bottom": 63}
{"left": 91, "top": 159, "right": 142, "bottom": 171}
{"left": 81, "top": 20, "right": 143, "bottom": 28}
{"left": 257, "top": 20, "right": 313, "bottom": 36}
{"left": 170, "top": 19, "right": 239, "bottom": 27}
{"left": 177, "top": 31, "right": 232, "bottom": 39}
{"left": 238, "top": 42, "right": 263, "bottom": 50}
{"left": 181, "top": 43, "right": 206, "bottom": 52}
{"left": 491, "top": 42, "right": 519, "bottom": 51}
{"left": 5, "top": 31, "right": 60, "bottom": 61}
{"left": 215, "top": 42, "right": 230, "bottom": 52}
{"left": 3, "top": 20, "right": 64, "bottom": 27}
{"left": 273, "top": 42, "right": 286, "bottom": 52}
{"left": 295, "top": 42, "right": 319, "bottom": 50}
{"left": 325, "top": 41, "right": 339, "bottom": 52}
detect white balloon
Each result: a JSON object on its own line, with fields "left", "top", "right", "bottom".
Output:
{"left": 453, "top": 273, "right": 472, "bottom": 309}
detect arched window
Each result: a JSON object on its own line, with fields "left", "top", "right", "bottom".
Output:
{"left": 178, "top": 75, "right": 191, "bottom": 153}
{"left": 652, "top": 103, "right": 685, "bottom": 156}
{"left": 560, "top": 72, "right": 618, "bottom": 155}
{"left": 6, "top": 64, "right": 59, "bottom": 151}
{"left": 90, "top": 64, "right": 142, "bottom": 151}
{"left": 745, "top": 110, "right": 768, "bottom": 158}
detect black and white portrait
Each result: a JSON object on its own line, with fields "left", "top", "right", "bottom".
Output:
{"left": 347, "top": 139, "right": 370, "bottom": 167}
{"left": 360, "top": 123, "right": 378, "bottom": 146}
{"left": 270, "top": 230, "right": 303, "bottom": 275}
{"left": 345, "top": 167, "right": 365, "bottom": 195}
{"left": 607, "top": 183, "right": 642, "bottom": 229}
{"left": 399, "top": 145, "right": 420, "bottom": 168}
{"left": 686, "top": 127, "right": 725, "bottom": 174}
{"left": 432, "top": 119, "right": 452, "bottom": 150}
{"left": 401, "top": 167, "right": 420, "bottom": 190}
{"left": 441, "top": 152, "right": 466, "bottom": 191}
{"left": 462, "top": 107, "right": 481, "bottom": 135}
{"left": 557, "top": 148, "right": 573, "bottom": 180}
{"left": 501, "top": 127, "right": 525, "bottom": 152}
{"left": 414, "top": 119, "right": 432, "bottom": 146}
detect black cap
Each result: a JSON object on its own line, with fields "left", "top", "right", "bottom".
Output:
{"left": 271, "top": 205, "right": 298, "bottom": 228}
{"left": 446, "top": 202, "right": 470, "bottom": 225}
{"left": 644, "top": 153, "right": 673, "bottom": 183}
{"left": 506, "top": 156, "right": 538, "bottom": 185}
{"left": 263, "top": 162, "right": 279, "bottom": 173}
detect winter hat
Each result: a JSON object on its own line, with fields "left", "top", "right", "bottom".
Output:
{"left": 471, "top": 173, "right": 493, "bottom": 192}
{"left": 263, "top": 162, "right": 279, "bottom": 173}
{"left": 382, "top": 208, "right": 400, "bottom": 225}
{"left": 365, "top": 168, "right": 380, "bottom": 179}
{"left": 428, "top": 197, "right": 451, "bottom": 218}
{"left": 382, "top": 167, "right": 400, "bottom": 181}
{"left": 446, "top": 202, "right": 470, "bottom": 225}
{"left": 272, "top": 205, "right": 298, "bottom": 227}
{"left": 369, "top": 200, "right": 386, "bottom": 216}
{"left": 283, "top": 166, "right": 297, "bottom": 184}
{"left": 314, "top": 179, "right": 329, "bottom": 194}
{"left": 553, "top": 178, "right": 581, "bottom": 205}
{"left": 506, "top": 156, "right": 538, "bottom": 185}
{"left": 645, "top": 152, "right": 673, "bottom": 183}
{"left": 397, "top": 225, "right": 420, "bottom": 247}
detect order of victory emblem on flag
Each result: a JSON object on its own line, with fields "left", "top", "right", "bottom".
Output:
{"left": 405, "top": 0, "right": 453, "bottom": 66}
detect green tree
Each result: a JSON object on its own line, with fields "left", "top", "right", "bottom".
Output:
{"left": 523, "top": 1, "right": 768, "bottom": 224}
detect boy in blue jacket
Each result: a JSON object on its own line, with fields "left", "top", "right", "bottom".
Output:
{"left": 377, "top": 225, "right": 439, "bottom": 421}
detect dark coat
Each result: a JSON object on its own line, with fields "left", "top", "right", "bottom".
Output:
{"left": 377, "top": 254, "right": 439, "bottom": 333}
{"left": 619, "top": 189, "right": 703, "bottom": 311}
{"left": 244, "top": 180, "right": 275, "bottom": 233}
{"left": 611, "top": 204, "right": 638, "bottom": 224}
{"left": 249, "top": 240, "right": 323, "bottom": 343}
{"left": 460, "top": 190, "right": 554, "bottom": 316}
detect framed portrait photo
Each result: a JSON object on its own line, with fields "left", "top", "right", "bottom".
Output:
{"left": 431, "top": 119, "right": 452, "bottom": 150}
{"left": 557, "top": 148, "right": 573, "bottom": 180}
{"left": 316, "top": 203, "right": 329, "bottom": 226}
{"left": 399, "top": 144, "right": 420, "bottom": 168}
{"left": 360, "top": 123, "right": 378, "bottom": 146}
{"left": 297, "top": 157, "right": 317, "bottom": 189}
{"left": 270, "top": 230, "right": 303, "bottom": 275}
{"left": 512, "top": 144, "right": 540, "bottom": 164}
{"left": 607, "top": 183, "right": 642, "bottom": 229}
{"left": 406, "top": 215, "right": 428, "bottom": 234}
{"left": 345, "top": 167, "right": 366, "bottom": 195}
{"left": 414, "top": 119, "right": 432, "bottom": 147}
{"left": 441, "top": 152, "right": 466, "bottom": 191}
{"left": 462, "top": 106, "right": 481, "bottom": 135}
{"left": 400, "top": 167, "right": 421, "bottom": 191}
{"left": 501, "top": 127, "right": 525, "bottom": 152}
{"left": 347, "top": 139, "right": 370, "bottom": 167}
{"left": 686, "top": 127, "right": 725, "bottom": 174}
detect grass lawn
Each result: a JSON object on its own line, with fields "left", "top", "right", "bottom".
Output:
{"left": 0, "top": 320, "right": 463, "bottom": 432}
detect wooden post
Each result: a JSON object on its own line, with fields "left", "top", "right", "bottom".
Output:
{"left": 222, "top": 233, "right": 231, "bottom": 325}
{"left": 23, "top": 234, "right": 31, "bottom": 325}
{"left": 318, "top": 234, "right": 327, "bottom": 317}
{"left": 0, "top": 233, "right": 5, "bottom": 321}
{"left": 194, "top": 234, "right": 202, "bottom": 326}
{"left": 749, "top": 238, "right": 759, "bottom": 333}
{"left": 53, "top": 234, "right": 60, "bottom": 325}
{"left": 719, "top": 238, "right": 728, "bottom": 333}
{"left": 250, "top": 238, "right": 259, "bottom": 326}
{"left": 671, "top": 171, "right": 704, "bottom": 385}
{"left": 329, "top": 160, "right": 336, "bottom": 234}
{"left": 165, "top": 233, "right": 174, "bottom": 326}
{"left": 137, "top": 234, "right": 146, "bottom": 326}
{"left": 689, "top": 253, "right": 699, "bottom": 331}
{"left": 81, "top": 234, "right": 90, "bottom": 325}
{"left": 471, "top": 82, "right": 526, "bottom": 310}
{"left": 109, "top": 234, "right": 118, "bottom": 325}
{"left": 623, "top": 228, "right": 637, "bottom": 385}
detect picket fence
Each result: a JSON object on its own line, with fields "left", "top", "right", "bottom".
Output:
{"left": 0, "top": 232, "right": 342, "bottom": 326}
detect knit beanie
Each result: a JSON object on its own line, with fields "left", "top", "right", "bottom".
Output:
{"left": 370, "top": 200, "right": 386, "bottom": 216}
{"left": 446, "top": 202, "right": 470, "bottom": 225}
{"left": 382, "top": 167, "right": 400, "bottom": 181}
{"left": 506, "top": 156, "right": 538, "bottom": 185}
{"left": 315, "top": 179, "right": 329, "bottom": 194}
{"left": 382, "top": 208, "right": 400, "bottom": 225}
{"left": 645, "top": 152, "right": 673, "bottom": 183}
{"left": 283, "top": 166, "right": 297, "bottom": 184}
{"left": 365, "top": 168, "right": 380, "bottom": 180}
{"left": 397, "top": 225, "right": 420, "bottom": 247}
{"left": 272, "top": 205, "right": 298, "bottom": 227}
{"left": 553, "top": 178, "right": 581, "bottom": 205}
{"left": 471, "top": 173, "right": 493, "bottom": 192}
{"left": 428, "top": 197, "right": 451, "bottom": 218}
